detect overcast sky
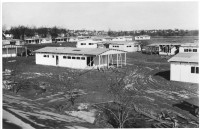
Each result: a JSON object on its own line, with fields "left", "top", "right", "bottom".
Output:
{"left": 2, "top": 2, "right": 199, "bottom": 31}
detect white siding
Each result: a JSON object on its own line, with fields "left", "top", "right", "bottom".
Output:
{"left": 179, "top": 46, "right": 199, "bottom": 53}
{"left": 170, "top": 62, "right": 199, "bottom": 83}
{"left": 76, "top": 40, "right": 98, "bottom": 48}
{"left": 109, "top": 44, "right": 138, "bottom": 52}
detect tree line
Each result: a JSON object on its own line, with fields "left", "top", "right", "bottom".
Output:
{"left": 4, "top": 26, "right": 68, "bottom": 40}
{"left": 108, "top": 29, "right": 199, "bottom": 37}
{"left": 3, "top": 25, "right": 199, "bottom": 40}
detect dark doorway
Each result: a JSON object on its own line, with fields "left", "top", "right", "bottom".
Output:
{"left": 56, "top": 56, "right": 59, "bottom": 65}
{"left": 87, "top": 57, "right": 94, "bottom": 66}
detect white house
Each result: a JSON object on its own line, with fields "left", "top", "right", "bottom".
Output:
{"left": 76, "top": 39, "right": 102, "bottom": 48}
{"left": 135, "top": 35, "right": 150, "bottom": 40}
{"left": 52, "top": 37, "right": 68, "bottom": 43}
{"left": 112, "top": 36, "right": 133, "bottom": 41}
{"left": 69, "top": 37, "right": 79, "bottom": 42}
{"left": 40, "top": 38, "right": 52, "bottom": 44}
{"left": 150, "top": 43, "right": 181, "bottom": 55}
{"left": 179, "top": 43, "right": 198, "bottom": 53}
{"left": 168, "top": 53, "right": 199, "bottom": 83}
{"left": 24, "top": 38, "right": 40, "bottom": 44}
{"left": 106, "top": 41, "right": 141, "bottom": 52}
{"left": 2, "top": 45, "right": 26, "bottom": 57}
{"left": 34, "top": 47, "right": 127, "bottom": 69}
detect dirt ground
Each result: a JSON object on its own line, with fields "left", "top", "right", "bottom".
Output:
{"left": 2, "top": 43, "right": 199, "bottom": 128}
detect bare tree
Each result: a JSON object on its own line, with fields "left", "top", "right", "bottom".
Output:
{"left": 95, "top": 68, "right": 139, "bottom": 128}
{"left": 57, "top": 71, "right": 81, "bottom": 107}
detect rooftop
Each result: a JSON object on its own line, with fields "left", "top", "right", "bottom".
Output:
{"left": 103, "top": 41, "right": 139, "bottom": 45}
{"left": 168, "top": 53, "right": 199, "bottom": 63}
{"left": 34, "top": 47, "right": 126, "bottom": 56}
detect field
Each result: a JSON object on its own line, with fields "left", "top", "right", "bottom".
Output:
{"left": 2, "top": 37, "right": 199, "bottom": 128}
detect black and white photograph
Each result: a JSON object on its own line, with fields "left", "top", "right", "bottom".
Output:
{"left": 1, "top": 1, "right": 199, "bottom": 128}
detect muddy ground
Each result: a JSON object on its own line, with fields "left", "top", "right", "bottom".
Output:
{"left": 2, "top": 50, "right": 199, "bottom": 128}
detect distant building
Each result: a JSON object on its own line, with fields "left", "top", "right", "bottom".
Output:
{"left": 40, "top": 38, "right": 52, "bottom": 44}
{"left": 150, "top": 43, "right": 180, "bottom": 55}
{"left": 76, "top": 39, "right": 101, "bottom": 48}
{"left": 179, "top": 43, "right": 198, "bottom": 53}
{"left": 168, "top": 53, "right": 199, "bottom": 83}
{"left": 34, "top": 47, "right": 127, "bottom": 69}
{"left": 112, "top": 36, "right": 133, "bottom": 41}
{"left": 24, "top": 38, "right": 40, "bottom": 44}
{"left": 2, "top": 45, "right": 26, "bottom": 57}
{"left": 2, "top": 33, "right": 13, "bottom": 39}
{"left": 135, "top": 35, "right": 150, "bottom": 40}
{"left": 106, "top": 41, "right": 141, "bottom": 52}
{"left": 52, "top": 37, "right": 68, "bottom": 43}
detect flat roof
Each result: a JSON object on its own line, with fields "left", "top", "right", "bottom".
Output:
{"left": 181, "top": 42, "right": 199, "bottom": 47}
{"left": 103, "top": 41, "right": 139, "bottom": 45}
{"left": 150, "top": 43, "right": 182, "bottom": 46}
{"left": 34, "top": 47, "right": 126, "bottom": 56}
{"left": 168, "top": 53, "right": 199, "bottom": 63}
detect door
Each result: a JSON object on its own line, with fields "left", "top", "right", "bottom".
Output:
{"left": 56, "top": 56, "right": 59, "bottom": 65}
{"left": 87, "top": 57, "right": 94, "bottom": 66}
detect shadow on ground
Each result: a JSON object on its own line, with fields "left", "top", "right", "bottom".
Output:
{"left": 154, "top": 70, "right": 170, "bottom": 80}
{"left": 173, "top": 102, "right": 197, "bottom": 117}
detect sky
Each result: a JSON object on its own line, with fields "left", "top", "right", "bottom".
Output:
{"left": 2, "top": 2, "right": 199, "bottom": 31}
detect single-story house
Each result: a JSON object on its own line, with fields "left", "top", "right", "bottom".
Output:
{"left": 135, "top": 35, "right": 151, "bottom": 40}
{"left": 24, "top": 38, "right": 40, "bottom": 44}
{"left": 168, "top": 53, "right": 199, "bottom": 83}
{"left": 105, "top": 41, "right": 141, "bottom": 52}
{"left": 40, "top": 38, "right": 52, "bottom": 44}
{"left": 52, "top": 37, "right": 68, "bottom": 43}
{"left": 34, "top": 47, "right": 127, "bottom": 69}
{"left": 2, "top": 45, "right": 27, "bottom": 57}
{"left": 150, "top": 43, "right": 181, "bottom": 55}
{"left": 112, "top": 36, "right": 133, "bottom": 41}
{"left": 179, "top": 43, "right": 198, "bottom": 53}
{"left": 142, "top": 44, "right": 159, "bottom": 54}
{"left": 76, "top": 39, "right": 102, "bottom": 48}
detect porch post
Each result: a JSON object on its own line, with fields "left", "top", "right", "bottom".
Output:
{"left": 90, "top": 56, "right": 91, "bottom": 66}
{"left": 16, "top": 46, "right": 17, "bottom": 56}
{"left": 99, "top": 55, "right": 100, "bottom": 67}
{"left": 7, "top": 47, "right": 8, "bottom": 55}
{"left": 117, "top": 54, "right": 118, "bottom": 67}
{"left": 107, "top": 54, "right": 109, "bottom": 68}
{"left": 125, "top": 53, "right": 126, "bottom": 66}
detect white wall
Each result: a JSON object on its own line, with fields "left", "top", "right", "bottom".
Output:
{"left": 40, "top": 39, "right": 52, "bottom": 44}
{"left": 170, "top": 62, "right": 199, "bottom": 83}
{"left": 135, "top": 36, "right": 150, "bottom": 40}
{"left": 179, "top": 46, "right": 199, "bottom": 53}
{"left": 76, "top": 40, "right": 98, "bottom": 48}
{"left": 109, "top": 44, "right": 138, "bottom": 52}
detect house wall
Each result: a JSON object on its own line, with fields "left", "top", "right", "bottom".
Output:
{"left": 109, "top": 44, "right": 138, "bottom": 52}
{"left": 159, "top": 46, "right": 177, "bottom": 55}
{"left": 135, "top": 36, "right": 150, "bottom": 40}
{"left": 179, "top": 46, "right": 199, "bottom": 53}
{"left": 170, "top": 62, "right": 199, "bottom": 83}
{"left": 76, "top": 40, "right": 98, "bottom": 48}
{"left": 40, "top": 39, "right": 52, "bottom": 44}
{"left": 35, "top": 53, "right": 109, "bottom": 69}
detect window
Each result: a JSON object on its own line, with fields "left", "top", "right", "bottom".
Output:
{"left": 193, "top": 49, "right": 197, "bottom": 52}
{"left": 43, "top": 55, "right": 49, "bottom": 58}
{"left": 184, "top": 49, "right": 188, "bottom": 52}
{"left": 81, "top": 57, "right": 85, "bottom": 60}
{"left": 196, "top": 67, "right": 199, "bottom": 74}
{"left": 52, "top": 55, "right": 54, "bottom": 58}
{"left": 191, "top": 66, "right": 199, "bottom": 74}
{"left": 89, "top": 43, "right": 94, "bottom": 45}
{"left": 127, "top": 46, "right": 131, "bottom": 47}
{"left": 72, "top": 57, "right": 76, "bottom": 59}
{"left": 77, "top": 57, "right": 80, "bottom": 60}
{"left": 81, "top": 43, "right": 86, "bottom": 45}
{"left": 189, "top": 49, "right": 192, "bottom": 52}
{"left": 67, "top": 56, "right": 71, "bottom": 59}
{"left": 63, "top": 56, "right": 67, "bottom": 59}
